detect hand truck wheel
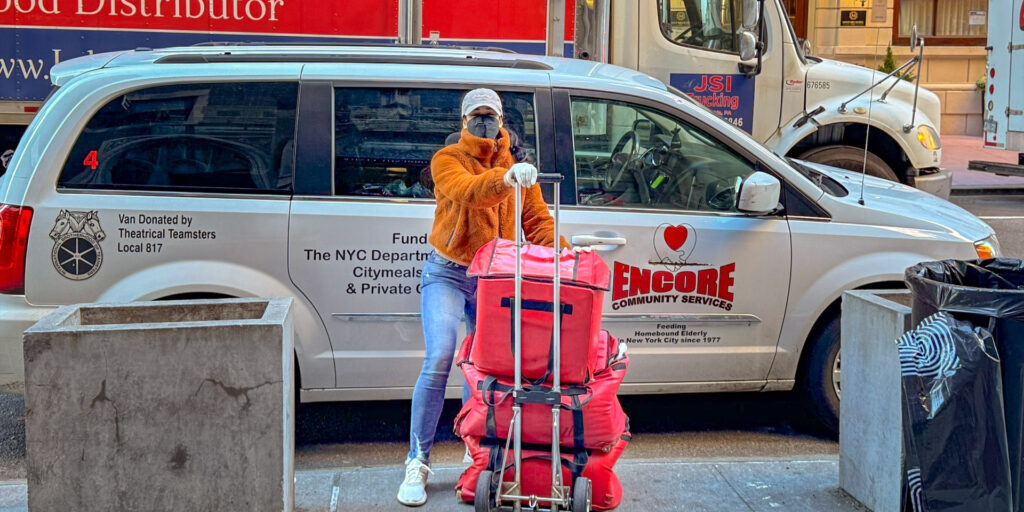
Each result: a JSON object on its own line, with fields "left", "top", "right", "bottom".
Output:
{"left": 474, "top": 470, "right": 497, "bottom": 512}
{"left": 571, "top": 476, "right": 592, "bottom": 512}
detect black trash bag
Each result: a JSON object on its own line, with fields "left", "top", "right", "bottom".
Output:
{"left": 898, "top": 312, "right": 1012, "bottom": 512}
{"left": 907, "top": 259, "right": 1024, "bottom": 320}
{"left": 907, "top": 259, "right": 1024, "bottom": 511}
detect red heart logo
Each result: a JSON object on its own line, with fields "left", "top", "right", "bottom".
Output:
{"left": 663, "top": 225, "right": 688, "bottom": 251}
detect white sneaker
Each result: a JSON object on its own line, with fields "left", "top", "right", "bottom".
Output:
{"left": 397, "top": 458, "right": 433, "bottom": 506}
{"left": 463, "top": 445, "right": 473, "bottom": 464}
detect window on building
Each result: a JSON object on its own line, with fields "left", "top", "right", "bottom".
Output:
{"left": 59, "top": 82, "right": 298, "bottom": 193}
{"left": 332, "top": 88, "right": 536, "bottom": 198}
{"left": 656, "top": 0, "right": 741, "bottom": 53}
{"left": 894, "top": 0, "right": 987, "bottom": 45}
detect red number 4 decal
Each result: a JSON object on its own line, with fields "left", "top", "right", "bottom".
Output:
{"left": 83, "top": 150, "right": 98, "bottom": 170}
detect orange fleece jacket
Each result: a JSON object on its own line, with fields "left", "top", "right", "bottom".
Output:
{"left": 429, "top": 128, "right": 569, "bottom": 266}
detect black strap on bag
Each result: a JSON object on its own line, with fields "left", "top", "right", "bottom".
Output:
{"left": 481, "top": 437, "right": 590, "bottom": 482}
{"left": 500, "top": 296, "right": 574, "bottom": 385}
{"left": 571, "top": 394, "right": 586, "bottom": 450}
{"left": 480, "top": 375, "right": 512, "bottom": 440}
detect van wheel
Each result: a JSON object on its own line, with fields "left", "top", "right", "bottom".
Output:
{"left": 798, "top": 145, "right": 899, "bottom": 182}
{"left": 800, "top": 315, "right": 840, "bottom": 435}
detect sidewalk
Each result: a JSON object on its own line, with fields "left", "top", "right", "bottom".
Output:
{"left": 0, "top": 456, "right": 867, "bottom": 512}
{"left": 944, "top": 135, "right": 1024, "bottom": 191}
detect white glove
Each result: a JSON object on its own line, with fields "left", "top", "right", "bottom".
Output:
{"left": 571, "top": 246, "right": 594, "bottom": 253}
{"left": 503, "top": 162, "right": 538, "bottom": 188}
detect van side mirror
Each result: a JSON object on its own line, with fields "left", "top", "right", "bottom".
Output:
{"left": 909, "top": 24, "right": 919, "bottom": 51}
{"left": 737, "top": 171, "right": 781, "bottom": 214}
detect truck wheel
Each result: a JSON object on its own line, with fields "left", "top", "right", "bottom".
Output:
{"left": 800, "top": 315, "right": 840, "bottom": 435}
{"left": 798, "top": 145, "right": 898, "bottom": 182}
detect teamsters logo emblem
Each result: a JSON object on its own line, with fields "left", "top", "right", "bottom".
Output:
{"left": 49, "top": 210, "right": 105, "bottom": 280}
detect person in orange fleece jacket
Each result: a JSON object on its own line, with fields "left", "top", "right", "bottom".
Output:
{"left": 398, "top": 88, "right": 569, "bottom": 506}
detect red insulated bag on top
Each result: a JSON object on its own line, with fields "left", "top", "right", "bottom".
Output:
{"left": 455, "top": 333, "right": 630, "bottom": 451}
{"left": 467, "top": 239, "right": 611, "bottom": 384}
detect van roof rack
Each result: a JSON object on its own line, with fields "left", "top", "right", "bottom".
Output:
{"left": 155, "top": 52, "right": 552, "bottom": 70}
{"left": 190, "top": 41, "right": 518, "bottom": 54}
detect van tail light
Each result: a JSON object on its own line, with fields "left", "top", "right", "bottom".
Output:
{"left": 0, "top": 205, "right": 33, "bottom": 295}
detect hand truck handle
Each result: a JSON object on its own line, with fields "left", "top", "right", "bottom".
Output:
{"left": 537, "top": 173, "right": 563, "bottom": 184}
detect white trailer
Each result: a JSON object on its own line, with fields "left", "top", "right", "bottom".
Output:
{"left": 970, "top": 0, "right": 1024, "bottom": 176}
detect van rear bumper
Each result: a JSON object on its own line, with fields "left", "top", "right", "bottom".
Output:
{"left": 0, "top": 295, "right": 56, "bottom": 385}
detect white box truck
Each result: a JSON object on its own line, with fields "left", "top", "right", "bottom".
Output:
{"left": 970, "top": 0, "right": 1024, "bottom": 176}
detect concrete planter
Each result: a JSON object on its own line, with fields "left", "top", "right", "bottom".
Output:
{"left": 23, "top": 298, "right": 295, "bottom": 511}
{"left": 839, "top": 290, "right": 912, "bottom": 512}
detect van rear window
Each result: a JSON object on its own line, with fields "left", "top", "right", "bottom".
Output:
{"left": 58, "top": 82, "right": 298, "bottom": 194}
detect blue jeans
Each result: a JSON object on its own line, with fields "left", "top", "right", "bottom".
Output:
{"left": 408, "top": 251, "right": 477, "bottom": 464}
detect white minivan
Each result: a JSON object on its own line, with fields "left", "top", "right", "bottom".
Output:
{"left": 0, "top": 45, "right": 997, "bottom": 432}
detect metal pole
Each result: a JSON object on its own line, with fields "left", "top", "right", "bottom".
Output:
{"left": 546, "top": 0, "right": 567, "bottom": 57}
{"left": 397, "top": 0, "right": 408, "bottom": 44}
{"left": 904, "top": 37, "right": 925, "bottom": 132}
{"left": 550, "top": 180, "right": 562, "bottom": 508}
{"left": 396, "top": 0, "right": 422, "bottom": 45}
{"left": 513, "top": 184, "right": 523, "bottom": 512}
{"left": 410, "top": 0, "right": 422, "bottom": 45}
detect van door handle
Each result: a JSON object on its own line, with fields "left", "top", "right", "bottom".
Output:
{"left": 571, "top": 235, "right": 627, "bottom": 247}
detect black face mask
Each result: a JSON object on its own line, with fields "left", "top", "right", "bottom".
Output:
{"left": 466, "top": 114, "right": 500, "bottom": 139}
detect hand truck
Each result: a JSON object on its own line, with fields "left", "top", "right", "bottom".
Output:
{"left": 474, "top": 173, "right": 592, "bottom": 512}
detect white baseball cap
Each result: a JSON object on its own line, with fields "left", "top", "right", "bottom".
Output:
{"left": 461, "top": 88, "right": 503, "bottom": 118}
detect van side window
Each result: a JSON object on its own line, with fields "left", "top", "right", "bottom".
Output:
{"left": 58, "top": 82, "right": 298, "bottom": 194}
{"left": 571, "top": 97, "right": 757, "bottom": 213}
{"left": 657, "top": 0, "right": 741, "bottom": 53}
{"left": 333, "top": 88, "right": 536, "bottom": 198}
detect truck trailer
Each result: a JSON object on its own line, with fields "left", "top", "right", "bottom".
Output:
{"left": 970, "top": 0, "right": 1024, "bottom": 176}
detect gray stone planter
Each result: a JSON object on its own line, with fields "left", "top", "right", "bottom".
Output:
{"left": 839, "top": 290, "right": 912, "bottom": 512}
{"left": 23, "top": 298, "right": 294, "bottom": 511}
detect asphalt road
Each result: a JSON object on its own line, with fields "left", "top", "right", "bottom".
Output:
{"left": 950, "top": 193, "right": 1024, "bottom": 258}
{"left": 0, "top": 383, "right": 24, "bottom": 481}
{"left": 0, "top": 192, "right": 1018, "bottom": 483}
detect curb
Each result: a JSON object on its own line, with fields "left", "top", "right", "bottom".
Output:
{"left": 951, "top": 185, "right": 1024, "bottom": 196}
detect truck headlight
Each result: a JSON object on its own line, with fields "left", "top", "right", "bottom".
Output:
{"left": 975, "top": 235, "right": 1001, "bottom": 259}
{"left": 917, "top": 125, "right": 941, "bottom": 150}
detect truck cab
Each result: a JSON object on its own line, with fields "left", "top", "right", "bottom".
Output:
{"left": 580, "top": 0, "right": 949, "bottom": 197}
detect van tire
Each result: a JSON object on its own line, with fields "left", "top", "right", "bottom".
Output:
{"left": 800, "top": 315, "right": 840, "bottom": 435}
{"left": 798, "top": 145, "right": 899, "bottom": 182}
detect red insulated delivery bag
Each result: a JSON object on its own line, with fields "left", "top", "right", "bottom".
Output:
{"left": 455, "top": 333, "right": 630, "bottom": 451}
{"left": 467, "top": 239, "right": 611, "bottom": 384}
{"left": 583, "top": 434, "right": 630, "bottom": 510}
{"left": 455, "top": 434, "right": 628, "bottom": 511}
{"left": 455, "top": 436, "right": 587, "bottom": 506}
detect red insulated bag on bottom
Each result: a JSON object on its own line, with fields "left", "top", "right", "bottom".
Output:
{"left": 455, "top": 435, "right": 629, "bottom": 511}
{"left": 455, "top": 333, "right": 629, "bottom": 451}
{"left": 455, "top": 435, "right": 491, "bottom": 503}
{"left": 583, "top": 434, "right": 630, "bottom": 510}
{"left": 455, "top": 436, "right": 585, "bottom": 505}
